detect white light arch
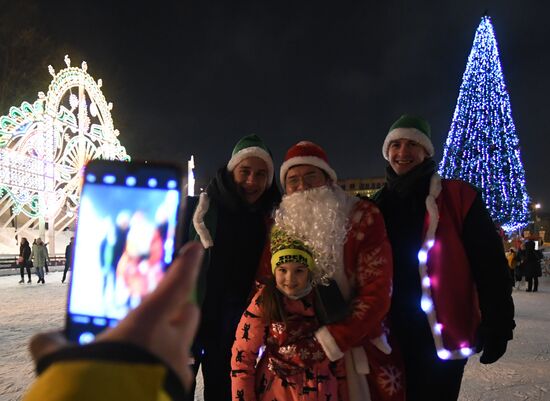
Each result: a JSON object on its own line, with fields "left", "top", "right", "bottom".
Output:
{"left": 0, "top": 56, "right": 130, "bottom": 253}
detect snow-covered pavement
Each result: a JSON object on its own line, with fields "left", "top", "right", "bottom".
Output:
{"left": 0, "top": 271, "right": 549, "bottom": 400}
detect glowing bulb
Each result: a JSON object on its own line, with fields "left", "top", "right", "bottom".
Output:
{"left": 422, "top": 276, "right": 431, "bottom": 288}
{"left": 418, "top": 249, "right": 428, "bottom": 264}
{"left": 434, "top": 323, "right": 443, "bottom": 335}
{"left": 437, "top": 349, "right": 451, "bottom": 360}
{"left": 460, "top": 347, "right": 473, "bottom": 357}
{"left": 420, "top": 296, "right": 433, "bottom": 312}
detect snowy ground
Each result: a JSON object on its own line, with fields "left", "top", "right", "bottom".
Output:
{"left": 0, "top": 269, "right": 549, "bottom": 401}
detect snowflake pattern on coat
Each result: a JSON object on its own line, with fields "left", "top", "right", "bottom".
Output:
{"left": 322, "top": 199, "right": 405, "bottom": 401}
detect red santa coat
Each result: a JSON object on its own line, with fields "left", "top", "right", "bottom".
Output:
{"left": 313, "top": 199, "right": 404, "bottom": 401}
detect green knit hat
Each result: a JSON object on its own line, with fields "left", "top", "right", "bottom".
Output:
{"left": 382, "top": 114, "right": 434, "bottom": 160}
{"left": 270, "top": 227, "right": 315, "bottom": 274}
{"left": 227, "top": 134, "right": 274, "bottom": 185}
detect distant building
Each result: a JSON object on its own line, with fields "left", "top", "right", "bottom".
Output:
{"left": 338, "top": 177, "right": 385, "bottom": 198}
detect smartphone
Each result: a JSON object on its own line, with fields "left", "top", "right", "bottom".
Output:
{"left": 65, "top": 159, "right": 183, "bottom": 344}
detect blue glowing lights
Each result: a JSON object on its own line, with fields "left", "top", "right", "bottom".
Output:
{"left": 438, "top": 16, "right": 530, "bottom": 233}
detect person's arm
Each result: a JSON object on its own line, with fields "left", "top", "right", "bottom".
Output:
{"left": 23, "top": 342, "right": 185, "bottom": 401}
{"left": 315, "top": 200, "right": 393, "bottom": 359}
{"left": 231, "top": 289, "right": 268, "bottom": 401}
{"left": 462, "top": 193, "right": 515, "bottom": 363}
{"left": 23, "top": 242, "right": 203, "bottom": 401}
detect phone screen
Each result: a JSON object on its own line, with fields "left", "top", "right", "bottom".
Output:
{"left": 65, "top": 160, "right": 182, "bottom": 344}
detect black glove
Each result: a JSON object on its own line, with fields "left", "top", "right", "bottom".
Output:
{"left": 479, "top": 339, "right": 508, "bottom": 364}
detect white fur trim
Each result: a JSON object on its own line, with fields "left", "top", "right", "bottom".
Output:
{"left": 226, "top": 146, "right": 274, "bottom": 185}
{"left": 370, "top": 334, "right": 391, "bottom": 355}
{"left": 280, "top": 155, "right": 337, "bottom": 188}
{"left": 382, "top": 127, "right": 435, "bottom": 160}
{"left": 192, "top": 193, "right": 214, "bottom": 248}
{"left": 425, "top": 173, "right": 442, "bottom": 241}
{"left": 315, "top": 326, "right": 344, "bottom": 361}
{"left": 345, "top": 351, "right": 372, "bottom": 401}
{"left": 351, "top": 347, "right": 370, "bottom": 374}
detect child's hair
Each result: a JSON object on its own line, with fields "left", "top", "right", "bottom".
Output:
{"left": 258, "top": 277, "right": 287, "bottom": 325}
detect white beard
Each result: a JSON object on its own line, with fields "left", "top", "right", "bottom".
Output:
{"left": 274, "top": 184, "right": 358, "bottom": 283}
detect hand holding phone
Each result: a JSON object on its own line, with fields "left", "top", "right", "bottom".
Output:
{"left": 65, "top": 160, "right": 183, "bottom": 344}
{"left": 29, "top": 242, "right": 203, "bottom": 395}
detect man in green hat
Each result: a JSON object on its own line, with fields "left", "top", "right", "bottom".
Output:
{"left": 373, "top": 114, "right": 515, "bottom": 400}
{"left": 185, "top": 134, "right": 281, "bottom": 401}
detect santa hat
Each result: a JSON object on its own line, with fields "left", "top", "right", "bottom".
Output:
{"left": 227, "top": 134, "right": 274, "bottom": 185}
{"left": 279, "top": 141, "right": 337, "bottom": 187}
{"left": 382, "top": 114, "right": 434, "bottom": 160}
{"left": 270, "top": 227, "right": 315, "bottom": 274}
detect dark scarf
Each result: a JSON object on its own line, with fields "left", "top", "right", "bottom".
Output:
{"left": 385, "top": 158, "right": 437, "bottom": 199}
{"left": 206, "top": 167, "right": 281, "bottom": 214}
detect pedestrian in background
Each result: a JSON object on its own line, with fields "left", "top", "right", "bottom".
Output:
{"left": 31, "top": 238, "right": 49, "bottom": 284}
{"left": 515, "top": 242, "right": 526, "bottom": 289}
{"left": 523, "top": 240, "right": 543, "bottom": 292}
{"left": 62, "top": 237, "right": 74, "bottom": 284}
{"left": 18, "top": 237, "right": 32, "bottom": 284}
{"left": 505, "top": 248, "right": 518, "bottom": 288}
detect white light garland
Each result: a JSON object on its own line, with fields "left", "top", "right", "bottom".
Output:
{"left": 0, "top": 56, "right": 130, "bottom": 224}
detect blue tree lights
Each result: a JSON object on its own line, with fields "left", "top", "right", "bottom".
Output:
{"left": 439, "top": 16, "right": 530, "bottom": 233}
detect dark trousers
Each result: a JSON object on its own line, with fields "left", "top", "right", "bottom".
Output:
{"left": 188, "top": 339, "right": 233, "bottom": 401}
{"left": 401, "top": 344, "right": 467, "bottom": 401}
{"left": 527, "top": 276, "right": 539, "bottom": 292}
{"left": 187, "top": 305, "right": 244, "bottom": 401}
{"left": 62, "top": 265, "right": 70, "bottom": 282}
{"left": 19, "top": 264, "right": 31, "bottom": 280}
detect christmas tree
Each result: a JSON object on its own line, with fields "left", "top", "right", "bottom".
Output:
{"left": 438, "top": 15, "right": 530, "bottom": 233}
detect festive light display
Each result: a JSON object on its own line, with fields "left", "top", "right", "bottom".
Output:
{"left": 0, "top": 56, "right": 129, "bottom": 239}
{"left": 438, "top": 16, "right": 530, "bottom": 233}
{"left": 418, "top": 176, "right": 475, "bottom": 360}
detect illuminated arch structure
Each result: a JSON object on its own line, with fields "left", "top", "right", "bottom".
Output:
{"left": 0, "top": 56, "right": 130, "bottom": 254}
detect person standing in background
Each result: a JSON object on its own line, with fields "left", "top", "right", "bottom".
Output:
{"left": 18, "top": 237, "right": 32, "bottom": 284}
{"left": 523, "top": 240, "right": 543, "bottom": 292}
{"left": 31, "top": 238, "right": 49, "bottom": 284}
{"left": 62, "top": 237, "right": 74, "bottom": 284}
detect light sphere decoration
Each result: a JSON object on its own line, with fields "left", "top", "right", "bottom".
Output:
{"left": 438, "top": 16, "right": 530, "bottom": 234}
{"left": 0, "top": 56, "right": 130, "bottom": 250}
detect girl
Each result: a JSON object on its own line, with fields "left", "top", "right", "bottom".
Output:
{"left": 231, "top": 228, "right": 348, "bottom": 401}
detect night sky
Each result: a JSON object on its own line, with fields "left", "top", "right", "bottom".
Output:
{"left": 35, "top": 1, "right": 550, "bottom": 205}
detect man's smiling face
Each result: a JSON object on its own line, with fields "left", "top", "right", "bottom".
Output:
{"left": 388, "top": 138, "right": 428, "bottom": 176}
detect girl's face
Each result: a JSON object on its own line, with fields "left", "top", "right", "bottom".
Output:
{"left": 275, "top": 262, "right": 310, "bottom": 297}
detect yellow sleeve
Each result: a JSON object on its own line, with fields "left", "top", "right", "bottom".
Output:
{"left": 23, "top": 342, "right": 185, "bottom": 401}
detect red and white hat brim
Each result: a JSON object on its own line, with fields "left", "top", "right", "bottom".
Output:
{"left": 280, "top": 155, "right": 337, "bottom": 188}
